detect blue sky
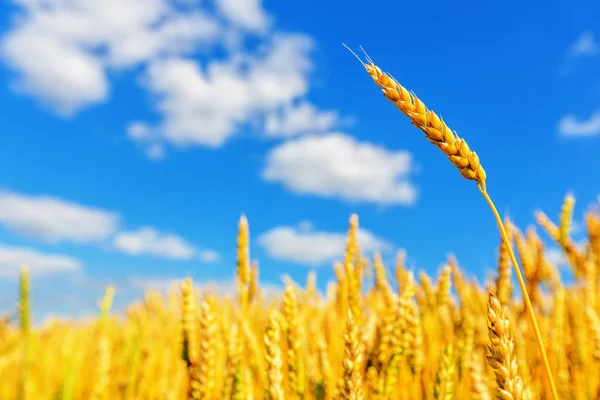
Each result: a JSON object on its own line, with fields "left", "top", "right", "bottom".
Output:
{"left": 0, "top": 0, "right": 598, "bottom": 322}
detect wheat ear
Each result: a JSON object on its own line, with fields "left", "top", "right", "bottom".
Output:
{"left": 90, "top": 286, "right": 115, "bottom": 400}
{"left": 486, "top": 293, "right": 524, "bottom": 400}
{"left": 181, "top": 277, "right": 200, "bottom": 400}
{"left": 433, "top": 344, "right": 455, "bottom": 400}
{"left": 283, "top": 285, "right": 304, "bottom": 399}
{"left": 347, "top": 45, "right": 558, "bottom": 400}
{"left": 342, "top": 310, "right": 365, "bottom": 400}
{"left": 18, "top": 266, "right": 31, "bottom": 400}
{"left": 264, "top": 311, "right": 285, "bottom": 400}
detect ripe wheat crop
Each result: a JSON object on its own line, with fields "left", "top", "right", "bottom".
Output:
{"left": 1, "top": 203, "right": 600, "bottom": 399}
{"left": 1, "top": 55, "right": 599, "bottom": 400}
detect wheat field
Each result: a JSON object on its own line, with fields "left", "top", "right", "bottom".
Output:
{"left": 1, "top": 58, "right": 600, "bottom": 400}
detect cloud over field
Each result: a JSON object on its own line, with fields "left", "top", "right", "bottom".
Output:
{"left": 128, "top": 276, "right": 284, "bottom": 299}
{"left": 0, "top": 0, "right": 348, "bottom": 159}
{"left": 257, "top": 221, "right": 393, "bottom": 266}
{"left": 262, "top": 133, "right": 418, "bottom": 205}
{"left": 0, "top": 188, "right": 219, "bottom": 263}
{"left": 113, "top": 226, "right": 220, "bottom": 262}
{"left": 568, "top": 30, "right": 599, "bottom": 57}
{"left": 0, "top": 0, "right": 221, "bottom": 116}
{"left": 559, "top": 111, "right": 600, "bottom": 137}
{"left": 0, "top": 243, "right": 81, "bottom": 278}
{"left": 128, "top": 33, "right": 321, "bottom": 155}
{"left": 0, "top": 189, "right": 119, "bottom": 243}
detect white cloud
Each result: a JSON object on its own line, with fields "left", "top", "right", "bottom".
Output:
{"left": 128, "top": 276, "right": 184, "bottom": 292}
{"left": 589, "top": 196, "right": 600, "bottom": 216}
{"left": 2, "top": 0, "right": 352, "bottom": 160}
{"left": 558, "top": 111, "right": 600, "bottom": 137}
{"left": 215, "top": 0, "right": 269, "bottom": 33}
{"left": 127, "top": 122, "right": 167, "bottom": 160}
{"left": 569, "top": 30, "right": 599, "bottom": 57}
{"left": 1, "top": 31, "right": 108, "bottom": 116}
{"left": 544, "top": 239, "right": 587, "bottom": 270}
{"left": 129, "top": 33, "right": 316, "bottom": 153}
{"left": 198, "top": 249, "right": 221, "bottom": 263}
{"left": 0, "top": 190, "right": 120, "bottom": 243}
{"left": 262, "top": 133, "right": 418, "bottom": 205}
{"left": 0, "top": 243, "right": 81, "bottom": 278}
{"left": 257, "top": 222, "right": 393, "bottom": 266}
{"left": 2, "top": 0, "right": 348, "bottom": 158}
{"left": 0, "top": 189, "right": 218, "bottom": 263}
{"left": 296, "top": 220, "right": 314, "bottom": 232}
{"left": 264, "top": 101, "right": 343, "bottom": 138}
{"left": 128, "top": 276, "right": 283, "bottom": 298}
{"left": 113, "top": 226, "right": 219, "bottom": 262}
{"left": 544, "top": 247, "right": 567, "bottom": 268}
{"left": 571, "top": 219, "right": 584, "bottom": 236}
{"left": 0, "top": 0, "right": 221, "bottom": 115}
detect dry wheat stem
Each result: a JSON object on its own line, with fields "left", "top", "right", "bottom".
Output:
{"left": 480, "top": 189, "right": 558, "bottom": 400}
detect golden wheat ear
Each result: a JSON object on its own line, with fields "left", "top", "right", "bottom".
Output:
{"left": 486, "top": 292, "right": 525, "bottom": 400}
{"left": 348, "top": 45, "right": 558, "bottom": 400}
{"left": 347, "top": 45, "right": 487, "bottom": 190}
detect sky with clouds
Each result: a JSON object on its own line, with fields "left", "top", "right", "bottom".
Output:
{"left": 0, "top": 0, "right": 598, "bottom": 322}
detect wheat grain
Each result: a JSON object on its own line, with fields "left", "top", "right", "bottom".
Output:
{"left": 486, "top": 293, "right": 524, "bottom": 400}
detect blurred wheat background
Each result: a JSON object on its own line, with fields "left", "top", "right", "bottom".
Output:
{"left": 1, "top": 195, "right": 600, "bottom": 399}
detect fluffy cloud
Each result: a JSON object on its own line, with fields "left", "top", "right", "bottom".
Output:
{"left": 0, "top": 243, "right": 81, "bottom": 278}
{"left": 544, "top": 247, "right": 567, "bottom": 269}
{"left": 113, "top": 226, "right": 220, "bottom": 262}
{"left": 197, "top": 249, "right": 222, "bottom": 263}
{"left": 569, "top": 30, "right": 599, "bottom": 57}
{"left": 128, "top": 33, "right": 320, "bottom": 155}
{"left": 0, "top": 0, "right": 221, "bottom": 115}
{"left": 127, "top": 276, "right": 185, "bottom": 293}
{"left": 128, "top": 276, "right": 284, "bottom": 298}
{"left": 257, "top": 222, "right": 393, "bottom": 266}
{"left": 0, "top": 189, "right": 218, "bottom": 262}
{"left": 558, "top": 111, "right": 600, "bottom": 137}
{"left": 590, "top": 196, "right": 600, "bottom": 215}
{"left": 544, "top": 238, "right": 586, "bottom": 270}
{"left": 262, "top": 133, "right": 418, "bottom": 205}
{"left": 0, "top": 190, "right": 119, "bottom": 243}
{"left": 215, "top": 0, "right": 269, "bottom": 33}
{"left": 1, "top": 32, "right": 108, "bottom": 116}
{"left": 264, "top": 101, "right": 343, "bottom": 138}
{"left": 1, "top": 0, "right": 346, "bottom": 156}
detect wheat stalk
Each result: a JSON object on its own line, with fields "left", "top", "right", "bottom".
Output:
{"left": 346, "top": 45, "right": 558, "bottom": 400}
